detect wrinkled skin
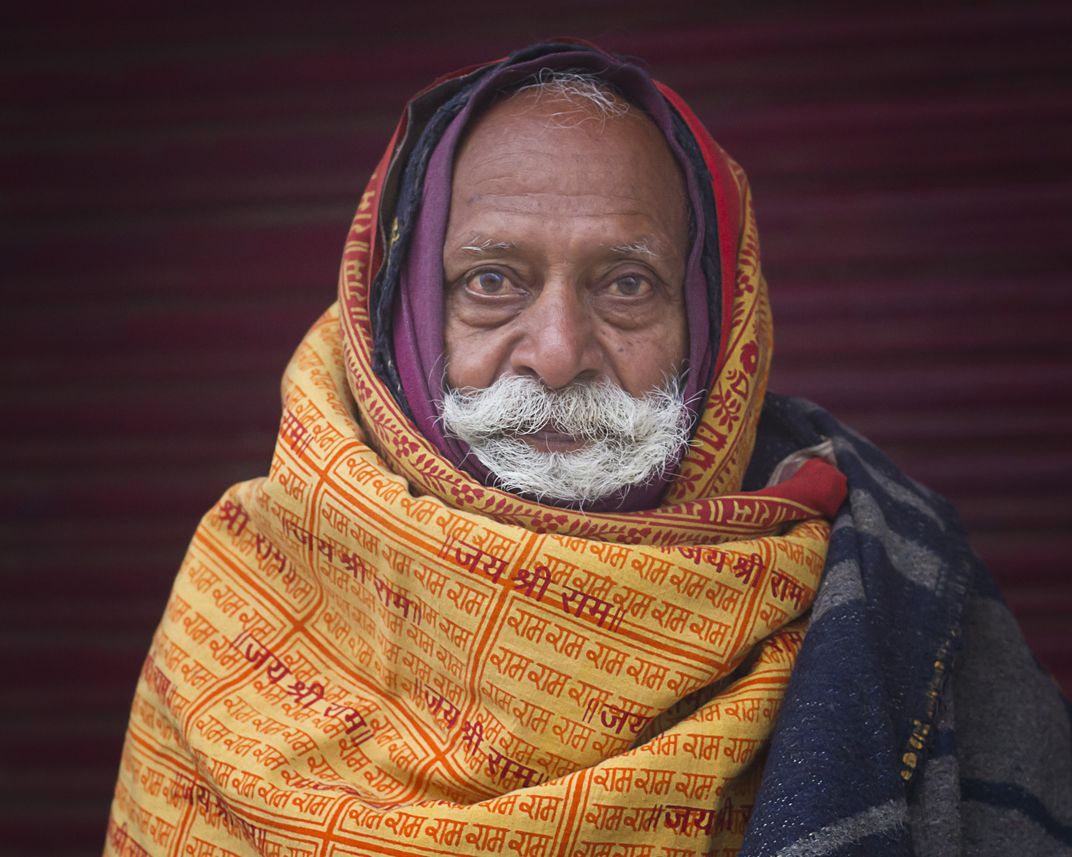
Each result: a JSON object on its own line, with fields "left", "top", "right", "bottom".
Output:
{"left": 443, "top": 90, "right": 690, "bottom": 452}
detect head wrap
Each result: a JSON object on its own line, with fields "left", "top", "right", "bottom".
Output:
{"left": 350, "top": 39, "right": 825, "bottom": 529}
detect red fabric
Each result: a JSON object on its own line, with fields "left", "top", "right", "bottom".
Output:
{"left": 657, "top": 82, "right": 743, "bottom": 376}
{"left": 754, "top": 459, "right": 849, "bottom": 520}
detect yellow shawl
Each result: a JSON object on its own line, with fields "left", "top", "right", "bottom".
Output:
{"left": 106, "top": 60, "right": 846, "bottom": 857}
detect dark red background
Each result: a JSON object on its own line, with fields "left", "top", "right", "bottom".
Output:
{"left": 3, "top": 2, "right": 1070, "bottom": 852}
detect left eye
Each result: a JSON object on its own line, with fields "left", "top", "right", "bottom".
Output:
{"left": 467, "top": 271, "right": 509, "bottom": 294}
{"left": 609, "top": 275, "right": 651, "bottom": 297}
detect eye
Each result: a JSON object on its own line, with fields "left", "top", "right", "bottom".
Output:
{"left": 465, "top": 270, "right": 510, "bottom": 295}
{"left": 607, "top": 274, "right": 653, "bottom": 298}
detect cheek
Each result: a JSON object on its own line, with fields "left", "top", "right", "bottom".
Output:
{"left": 606, "top": 315, "right": 688, "bottom": 395}
{"left": 443, "top": 320, "right": 501, "bottom": 390}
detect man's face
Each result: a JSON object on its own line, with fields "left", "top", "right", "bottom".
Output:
{"left": 442, "top": 90, "right": 690, "bottom": 456}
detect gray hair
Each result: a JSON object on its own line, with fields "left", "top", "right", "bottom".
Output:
{"left": 511, "top": 68, "right": 630, "bottom": 126}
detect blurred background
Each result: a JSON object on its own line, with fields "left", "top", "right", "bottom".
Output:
{"left": 3, "top": 0, "right": 1070, "bottom": 852}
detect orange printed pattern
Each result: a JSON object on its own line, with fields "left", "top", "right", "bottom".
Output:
{"left": 106, "top": 76, "right": 845, "bottom": 856}
{"left": 105, "top": 305, "right": 834, "bottom": 855}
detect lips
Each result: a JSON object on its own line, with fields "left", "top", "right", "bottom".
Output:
{"left": 520, "top": 428, "right": 588, "bottom": 453}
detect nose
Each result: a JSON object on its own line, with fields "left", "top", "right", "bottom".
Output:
{"left": 509, "top": 282, "right": 603, "bottom": 390}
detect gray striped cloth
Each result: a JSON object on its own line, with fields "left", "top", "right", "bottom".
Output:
{"left": 740, "top": 395, "right": 1071, "bottom": 855}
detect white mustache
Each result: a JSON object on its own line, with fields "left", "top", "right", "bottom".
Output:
{"left": 439, "top": 375, "right": 691, "bottom": 505}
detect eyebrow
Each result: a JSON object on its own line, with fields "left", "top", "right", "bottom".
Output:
{"left": 455, "top": 235, "right": 663, "bottom": 259}
{"left": 607, "top": 239, "right": 658, "bottom": 258}
{"left": 458, "top": 237, "right": 517, "bottom": 255}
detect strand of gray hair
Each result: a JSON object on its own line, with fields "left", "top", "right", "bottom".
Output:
{"left": 513, "top": 68, "right": 630, "bottom": 125}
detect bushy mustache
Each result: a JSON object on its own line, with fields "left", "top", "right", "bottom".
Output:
{"left": 441, "top": 374, "right": 687, "bottom": 441}
{"left": 439, "top": 375, "right": 691, "bottom": 505}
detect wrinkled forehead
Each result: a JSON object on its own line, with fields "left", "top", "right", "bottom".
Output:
{"left": 448, "top": 88, "right": 690, "bottom": 249}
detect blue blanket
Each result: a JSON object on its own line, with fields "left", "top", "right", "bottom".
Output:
{"left": 740, "top": 395, "right": 1072, "bottom": 856}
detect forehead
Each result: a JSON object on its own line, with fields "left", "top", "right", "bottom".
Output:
{"left": 447, "top": 90, "right": 688, "bottom": 241}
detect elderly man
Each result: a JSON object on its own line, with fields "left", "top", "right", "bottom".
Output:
{"left": 106, "top": 42, "right": 1071, "bottom": 856}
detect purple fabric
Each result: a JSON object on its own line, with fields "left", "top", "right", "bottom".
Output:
{"left": 392, "top": 49, "right": 713, "bottom": 511}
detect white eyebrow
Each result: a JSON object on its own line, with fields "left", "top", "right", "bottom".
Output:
{"left": 459, "top": 237, "right": 516, "bottom": 255}
{"left": 608, "top": 240, "right": 657, "bottom": 258}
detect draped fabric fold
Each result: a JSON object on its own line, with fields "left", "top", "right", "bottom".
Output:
{"left": 105, "top": 44, "right": 852, "bottom": 856}
{"left": 738, "top": 396, "right": 1072, "bottom": 856}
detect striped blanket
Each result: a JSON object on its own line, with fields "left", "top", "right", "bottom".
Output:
{"left": 741, "top": 394, "right": 1072, "bottom": 856}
